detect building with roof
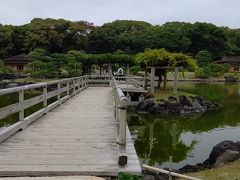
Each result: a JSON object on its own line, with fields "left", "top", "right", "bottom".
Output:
{"left": 3, "top": 54, "right": 31, "bottom": 73}
{"left": 216, "top": 56, "right": 240, "bottom": 72}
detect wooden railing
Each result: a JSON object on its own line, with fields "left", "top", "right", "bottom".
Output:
{"left": 87, "top": 75, "right": 111, "bottom": 85}
{"left": 116, "top": 76, "right": 147, "bottom": 89}
{"left": 0, "top": 76, "right": 88, "bottom": 143}
{"left": 112, "top": 76, "right": 128, "bottom": 166}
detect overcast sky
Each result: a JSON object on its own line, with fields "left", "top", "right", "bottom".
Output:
{"left": 0, "top": 0, "right": 239, "bottom": 28}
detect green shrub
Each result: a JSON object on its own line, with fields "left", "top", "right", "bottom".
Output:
{"left": 196, "top": 63, "right": 226, "bottom": 78}
{"left": 129, "top": 66, "right": 141, "bottom": 75}
{"left": 117, "top": 172, "right": 140, "bottom": 180}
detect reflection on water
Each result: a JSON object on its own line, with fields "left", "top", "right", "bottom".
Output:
{"left": 128, "top": 82, "right": 240, "bottom": 169}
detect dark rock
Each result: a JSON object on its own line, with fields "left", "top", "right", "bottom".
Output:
{"left": 224, "top": 76, "right": 237, "bottom": 83}
{"left": 208, "top": 140, "right": 240, "bottom": 165}
{"left": 201, "top": 100, "right": 216, "bottom": 110}
{"left": 165, "top": 101, "right": 181, "bottom": 113}
{"left": 191, "top": 99, "right": 206, "bottom": 112}
{"left": 137, "top": 99, "right": 155, "bottom": 111}
{"left": 214, "top": 150, "right": 239, "bottom": 167}
{"left": 179, "top": 95, "right": 191, "bottom": 106}
{"left": 194, "top": 96, "right": 204, "bottom": 103}
{"left": 168, "top": 96, "right": 177, "bottom": 102}
{"left": 179, "top": 141, "right": 240, "bottom": 173}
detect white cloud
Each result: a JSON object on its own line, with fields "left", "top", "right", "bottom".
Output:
{"left": 0, "top": 0, "right": 239, "bottom": 28}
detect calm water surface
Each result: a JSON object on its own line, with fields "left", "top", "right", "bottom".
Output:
{"left": 128, "top": 82, "right": 240, "bottom": 169}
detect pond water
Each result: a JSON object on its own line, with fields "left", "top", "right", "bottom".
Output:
{"left": 128, "top": 82, "right": 240, "bottom": 169}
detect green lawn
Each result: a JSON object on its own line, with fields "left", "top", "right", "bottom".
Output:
{"left": 184, "top": 160, "right": 240, "bottom": 180}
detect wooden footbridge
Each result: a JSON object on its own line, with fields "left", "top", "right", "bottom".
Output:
{"left": 0, "top": 75, "right": 146, "bottom": 177}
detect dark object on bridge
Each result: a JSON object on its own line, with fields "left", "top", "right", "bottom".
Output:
{"left": 224, "top": 76, "right": 237, "bottom": 83}
{"left": 3, "top": 54, "right": 31, "bottom": 73}
{"left": 118, "top": 155, "right": 128, "bottom": 166}
{"left": 179, "top": 140, "right": 240, "bottom": 173}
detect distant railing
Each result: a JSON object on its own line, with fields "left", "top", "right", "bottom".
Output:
{"left": 115, "top": 76, "right": 147, "bottom": 89}
{"left": 0, "top": 76, "right": 88, "bottom": 143}
{"left": 87, "top": 75, "right": 111, "bottom": 86}
{"left": 112, "top": 76, "right": 128, "bottom": 166}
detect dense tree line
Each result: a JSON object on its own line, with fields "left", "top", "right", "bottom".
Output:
{"left": 1, "top": 18, "right": 240, "bottom": 60}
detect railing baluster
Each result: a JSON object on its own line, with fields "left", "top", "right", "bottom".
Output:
{"left": 57, "top": 82, "right": 61, "bottom": 103}
{"left": 43, "top": 85, "right": 48, "bottom": 114}
{"left": 19, "top": 90, "right": 24, "bottom": 121}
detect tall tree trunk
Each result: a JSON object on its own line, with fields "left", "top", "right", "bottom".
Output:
{"left": 158, "top": 75, "right": 162, "bottom": 89}
{"left": 163, "top": 70, "right": 167, "bottom": 90}
{"left": 100, "top": 65, "right": 102, "bottom": 76}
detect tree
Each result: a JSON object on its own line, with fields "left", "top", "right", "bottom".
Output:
{"left": 186, "top": 22, "right": 227, "bottom": 59}
{"left": 195, "top": 50, "right": 212, "bottom": 67}
{"left": 136, "top": 48, "right": 198, "bottom": 89}
{"left": 0, "top": 60, "right": 14, "bottom": 74}
{"left": 88, "top": 20, "right": 152, "bottom": 53}
{"left": 22, "top": 18, "right": 94, "bottom": 53}
{"left": 0, "top": 24, "right": 14, "bottom": 59}
{"left": 141, "top": 22, "right": 191, "bottom": 52}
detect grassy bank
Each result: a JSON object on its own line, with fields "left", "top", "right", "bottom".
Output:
{"left": 154, "top": 89, "right": 196, "bottom": 101}
{"left": 13, "top": 77, "right": 58, "bottom": 83}
{"left": 185, "top": 160, "right": 240, "bottom": 180}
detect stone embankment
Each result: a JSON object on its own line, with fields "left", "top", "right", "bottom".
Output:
{"left": 130, "top": 95, "right": 221, "bottom": 115}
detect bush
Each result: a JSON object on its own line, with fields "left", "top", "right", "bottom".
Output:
{"left": 117, "top": 172, "right": 140, "bottom": 180}
{"left": 129, "top": 66, "right": 141, "bottom": 75}
{"left": 196, "top": 63, "right": 226, "bottom": 78}
{"left": 195, "top": 50, "right": 212, "bottom": 67}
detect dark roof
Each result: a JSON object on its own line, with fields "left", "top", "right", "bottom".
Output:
{"left": 4, "top": 54, "right": 31, "bottom": 64}
{"left": 4, "top": 54, "right": 30, "bottom": 62}
{"left": 216, "top": 56, "right": 240, "bottom": 66}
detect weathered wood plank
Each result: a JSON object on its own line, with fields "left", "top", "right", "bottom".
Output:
{"left": 0, "top": 87, "right": 141, "bottom": 177}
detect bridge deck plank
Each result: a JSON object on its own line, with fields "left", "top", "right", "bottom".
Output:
{"left": 0, "top": 87, "right": 141, "bottom": 177}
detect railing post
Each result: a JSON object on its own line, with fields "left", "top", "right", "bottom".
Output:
{"left": 118, "top": 100, "right": 127, "bottom": 166}
{"left": 67, "top": 80, "right": 70, "bottom": 99}
{"left": 43, "top": 85, "right": 48, "bottom": 114}
{"left": 77, "top": 78, "right": 80, "bottom": 92}
{"left": 19, "top": 90, "right": 24, "bottom": 121}
{"left": 118, "top": 105, "right": 126, "bottom": 145}
{"left": 85, "top": 76, "right": 87, "bottom": 87}
{"left": 57, "top": 82, "right": 61, "bottom": 103}
{"left": 142, "top": 77, "right": 146, "bottom": 88}
{"left": 73, "top": 79, "right": 76, "bottom": 95}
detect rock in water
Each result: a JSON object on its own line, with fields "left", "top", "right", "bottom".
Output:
{"left": 208, "top": 140, "right": 240, "bottom": 165}
{"left": 214, "top": 150, "right": 239, "bottom": 167}
{"left": 137, "top": 99, "right": 155, "bottom": 110}
{"left": 191, "top": 98, "right": 206, "bottom": 113}
{"left": 179, "top": 95, "right": 191, "bottom": 106}
{"left": 165, "top": 101, "right": 181, "bottom": 113}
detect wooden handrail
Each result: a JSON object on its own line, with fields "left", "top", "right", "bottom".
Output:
{"left": 112, "top": 76, "right": 128, "bottom": 166}
{"left": 0, "top": 75, "right": 88, "bottom": 143}
{"left": 143, "top": 164, "right": 202, "bottom": 180}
